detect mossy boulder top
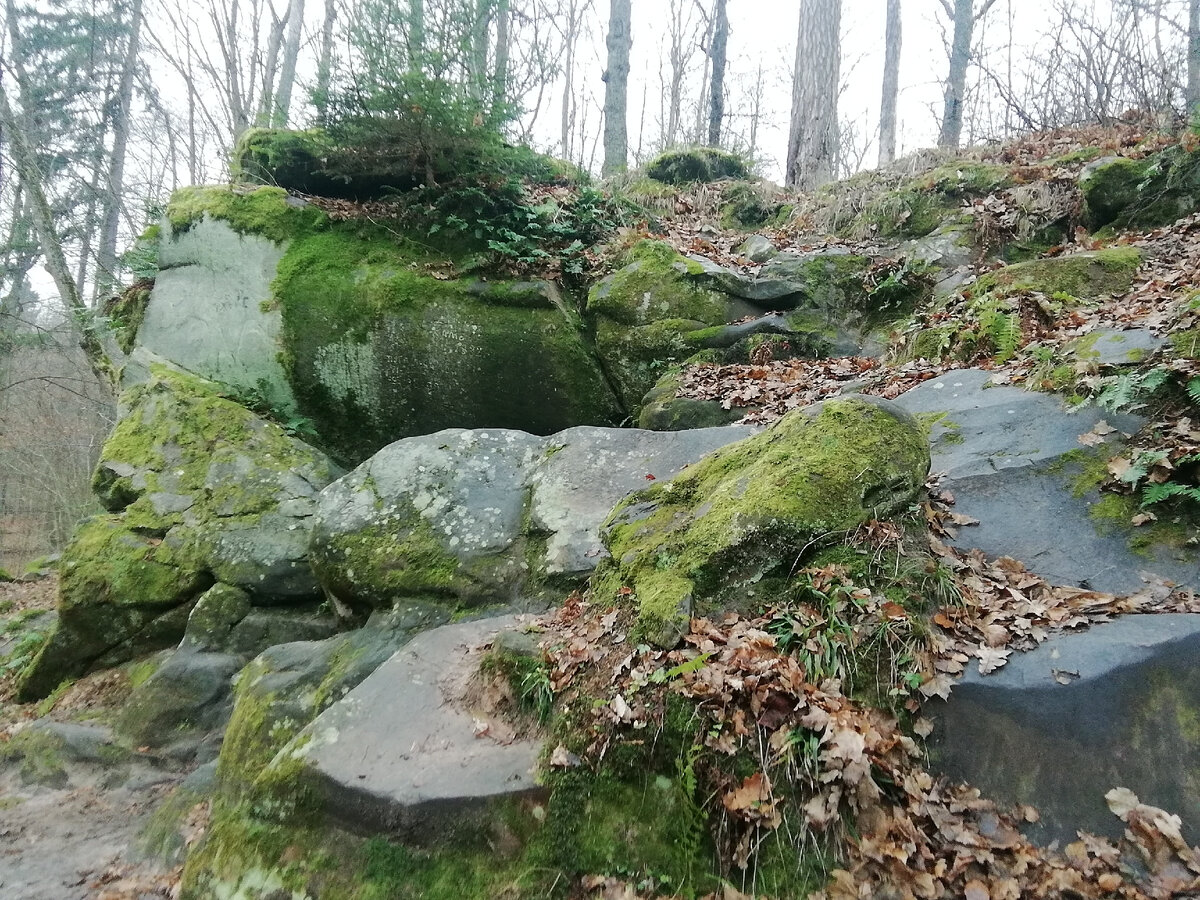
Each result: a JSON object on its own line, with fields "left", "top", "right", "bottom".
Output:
{"left": 309, "top": 424, "right": 756, "bottom": 619}
{"left": 17, "top": 367, "right": 342, "bottom": 700}
{"left": 592, "top": 396, "right": 931, "bottom": 646}
{"left": 1080, "top": 144, "right": 1200, "bottom": 231}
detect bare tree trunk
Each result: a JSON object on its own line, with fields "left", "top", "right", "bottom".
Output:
{"left": 664, "top": 0, "right": 690, "bottom": 146}
{"left": 693, "top": 7, "right": 713, "bottom": 143}
{"left": 0, "top": 75, "right": 115, "bottom": 391}
{"left": 1189, "top": 0, "right": 1200, "bottom": 118}
{"left": 272, "top": 0, "right": 306, "bottom": 126}
{"left": 878, "top": 0, "right": 901, "bottom": 166}
{"left": 602, "top": 0, "right": 632, "bottom": 175}
{"left": 939, "top": 0, "right": 996, "bottom": 148}
{"left": 255, "top": 4, "right": 287, "bottom": 126}
{"left": 97, "top": 0, "right": 144, "bottom": 300}
{"left": 786, "top": 0, "right": 841, "bottom": 190}
{"left": 560, "top": 1, "right": 579, "bottom": 159}
{"left": 748, "top": 61, "right": 763, "bottom": 158}
{"left": 492, "top": 0, "right": 510, "bottom": 119}
{"left": 707, "top": 0, "right": 729, "bottom": 146}
{"left": 314, "top": 0, "right": 337, "bottom": 118}
{"left": 939, "top": 0, "right": 973, "bottom": 149}
{"left": 470, "top": 0, "right": 492, "bottom": 102}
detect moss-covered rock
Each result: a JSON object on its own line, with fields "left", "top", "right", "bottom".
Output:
{"left": 277, "top": 225, "right": 622, "bottom": 462}
{"left": 1081, "top": 146, "right": 1200, "bottom": 231}
{"left": 644, "top": 147, "right": 751, "bottom": 184}
{"left": 971, "top": 247, "right": 1142, "bottom": 300}
{"left": 104, "top": 278, "right": 154, "bottom": 355}
{"left": 17, "top": 368, "right": 342, "bottom": 700}
{"left": 232, "top": 127, "right": 584, "bottom": 201}
{"left": 587, "top": 241, "right": 747, "bottom": 408}
{"left": 593, "top": 396, "right": 930, "bottom": 645}
{"left": 637, "top": 366, "right": 744, "bottom": 431}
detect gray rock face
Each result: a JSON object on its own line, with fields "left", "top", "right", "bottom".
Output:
{"left": 310, "top": 424, "right": 755, "bottom": 616}
{"left": 737, "top": 234, "right": 779, "bottom": 263}
{"left": 893, "top": 368, "right": 1195, "bottom": 594}
{"left": 1071, "top": 327, "right": 1163, "bottom": 366}
{"left": 116, "top": 650, "right": 243, "bottom": 747}
{"left": 902, "top": 223, "right": 976, "bottom": 272}
{"left": 288, "top": 617, "right": 545, "bottom": 842}
{"left": 136, "top": 218, "right": 294, "bottom": 412}
{"left": 929, "top": 615, "right": 1200, "bottom": 845}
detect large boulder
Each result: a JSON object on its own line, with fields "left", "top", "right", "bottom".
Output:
{"left": 309, "top": 424, "right": 755, "bottom": 619}
{"left": 587, "top": 240, "right": 756, "bottom": 408}
{"left": 929, "top": 615, "right": 1200, "bottom": 845}
{"left": 589, "top": 241, "right": 912, "bottom": 415}
{"left": 593, "top": 396, "right": 931, "bottom": 645}
{"left": 136, "top": 186, "right": 624, "bottom": 465}
{"left": 285, "top": 617, "right": 545, "bottom": 841}
{"left": 1081, "top": 145, "right": 1200, "bottom": 231}
{"left": 17, "top": 367, "right": 342, "bottom": 700}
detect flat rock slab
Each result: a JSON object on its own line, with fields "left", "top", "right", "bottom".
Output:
{"left": 1073, "top": 327, "right": 1163, "bottom": 366}
{"left": 929, "top": 614, "right": 1200, "bottom": 845}
{"left": 894, "top": 368, "right": 1195, "bottom": 594}
{"left": 290, "top": 617, "right": 545, "bottom": 842}
{"left": 311, "top": 424, "right": 756, "bottom": 613}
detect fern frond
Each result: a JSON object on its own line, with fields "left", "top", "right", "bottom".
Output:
{"left": 1141, "top": 481, "right": 1200, "bottom": 507}
{"left": 1187, "top": 377, "right": 1200, "bottom": 406}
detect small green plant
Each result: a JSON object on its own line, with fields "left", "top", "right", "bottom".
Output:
{"left": 417, "top": 178, "right": 634, "bottom": 276}
{"left": 35, "top": 679, "right": 74, "bottom": 717}
{"left": 1094, "top": 365, "right": 1172, "bottom": 413}
{"left": 976, "top": 303, "right": 1022, "bottom": 361}
{"left": 520, "top": 664, "right": 554, "bottom": 723}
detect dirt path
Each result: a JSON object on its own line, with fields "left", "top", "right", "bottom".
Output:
{"left": 0, "top": 777, "right": 182, "bottom": 900}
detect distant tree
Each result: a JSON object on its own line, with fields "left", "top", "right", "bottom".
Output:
{"left": 786, "top": 0, "right": 841, "bottom": 190}
{"left": 707, "top": 0, "right": 729, "bottom": 146}
{"left": 1189, "top": 0, "right": 1200, "bottom": 117}
{"left": 271, "top": 0, "right": 306, "bottom": 125}
{"left": 938, "top": 0, "right": 998, "bottom": 149}
{"left": 878, "top": 0, "right": 901, "bottom": 166}
{"left": 602, "top": 0, "right": 632, "bottom": 174}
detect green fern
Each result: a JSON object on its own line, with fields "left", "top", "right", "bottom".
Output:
{"left": 1141, "top": 481, "right": 1200, "bottom": 506}
{"left": 978, "top": 306, "right": 1022, "bottom": 361}
{"left": 1187, "top": 377, "right": 1200, "bottom": 406}
{"left": 1096, "top": 366, "right": 1171, "bottom": 413}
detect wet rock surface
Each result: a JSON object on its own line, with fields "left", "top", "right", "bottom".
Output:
{"left": 929, "top": 615, "right": 1200, "bottom": 845}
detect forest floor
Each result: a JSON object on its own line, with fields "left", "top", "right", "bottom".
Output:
{"left": 1, "top": 578, "right": 185, "bottom": 900}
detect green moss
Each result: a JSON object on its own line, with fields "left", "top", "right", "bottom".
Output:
{"left": 973, "top": 248, "right": 1142, "bottom": 300}
{"left": 314, "top": 517, "right": 460, "bottom": 615}
{"left": 0, "top": 728, "right": 67, "bottom": 786}
{"left": 719, "top": 181, "right": 780, "bottom": 230}
{"left": 1082, "top": 146, "right": 1200, "bottom": 230}
{"left": 852, "top": 189, "right": 950, "bottom": 239}
{"left": 593, "top": 398, "right": 929, "bottom": 643}
{"left": 644, "top": 147, "right": 750, "bottom": 184}
{"left": 918, "top": 162, "right": 1013, "bottom": 197}
{"left": 276, "top": 225, "right": 621, "bottom": 464}
{"left": 232, "top": 127, "right": 335, "bottom": 190}
{"left": 127, "top": 655, "right": 164, "bottom": 689}
{"left": 104, "top": 279, "right": 154, "bottom": 354}
{"left": 166, "top": 185, "right": 327, "bottom": 245}
{"left": 1172, "top": 327, "right": 1200, "bottom": 360}
{"left": 586, "top": 241, "right": 730, "bottom": 327}
{"left": 1050, "top": 146, "right": 1103, "bottom": 166}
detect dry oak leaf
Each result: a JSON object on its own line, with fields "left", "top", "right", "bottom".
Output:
{"left": 723, "top": 772, "right": 783, "bottom": 831}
